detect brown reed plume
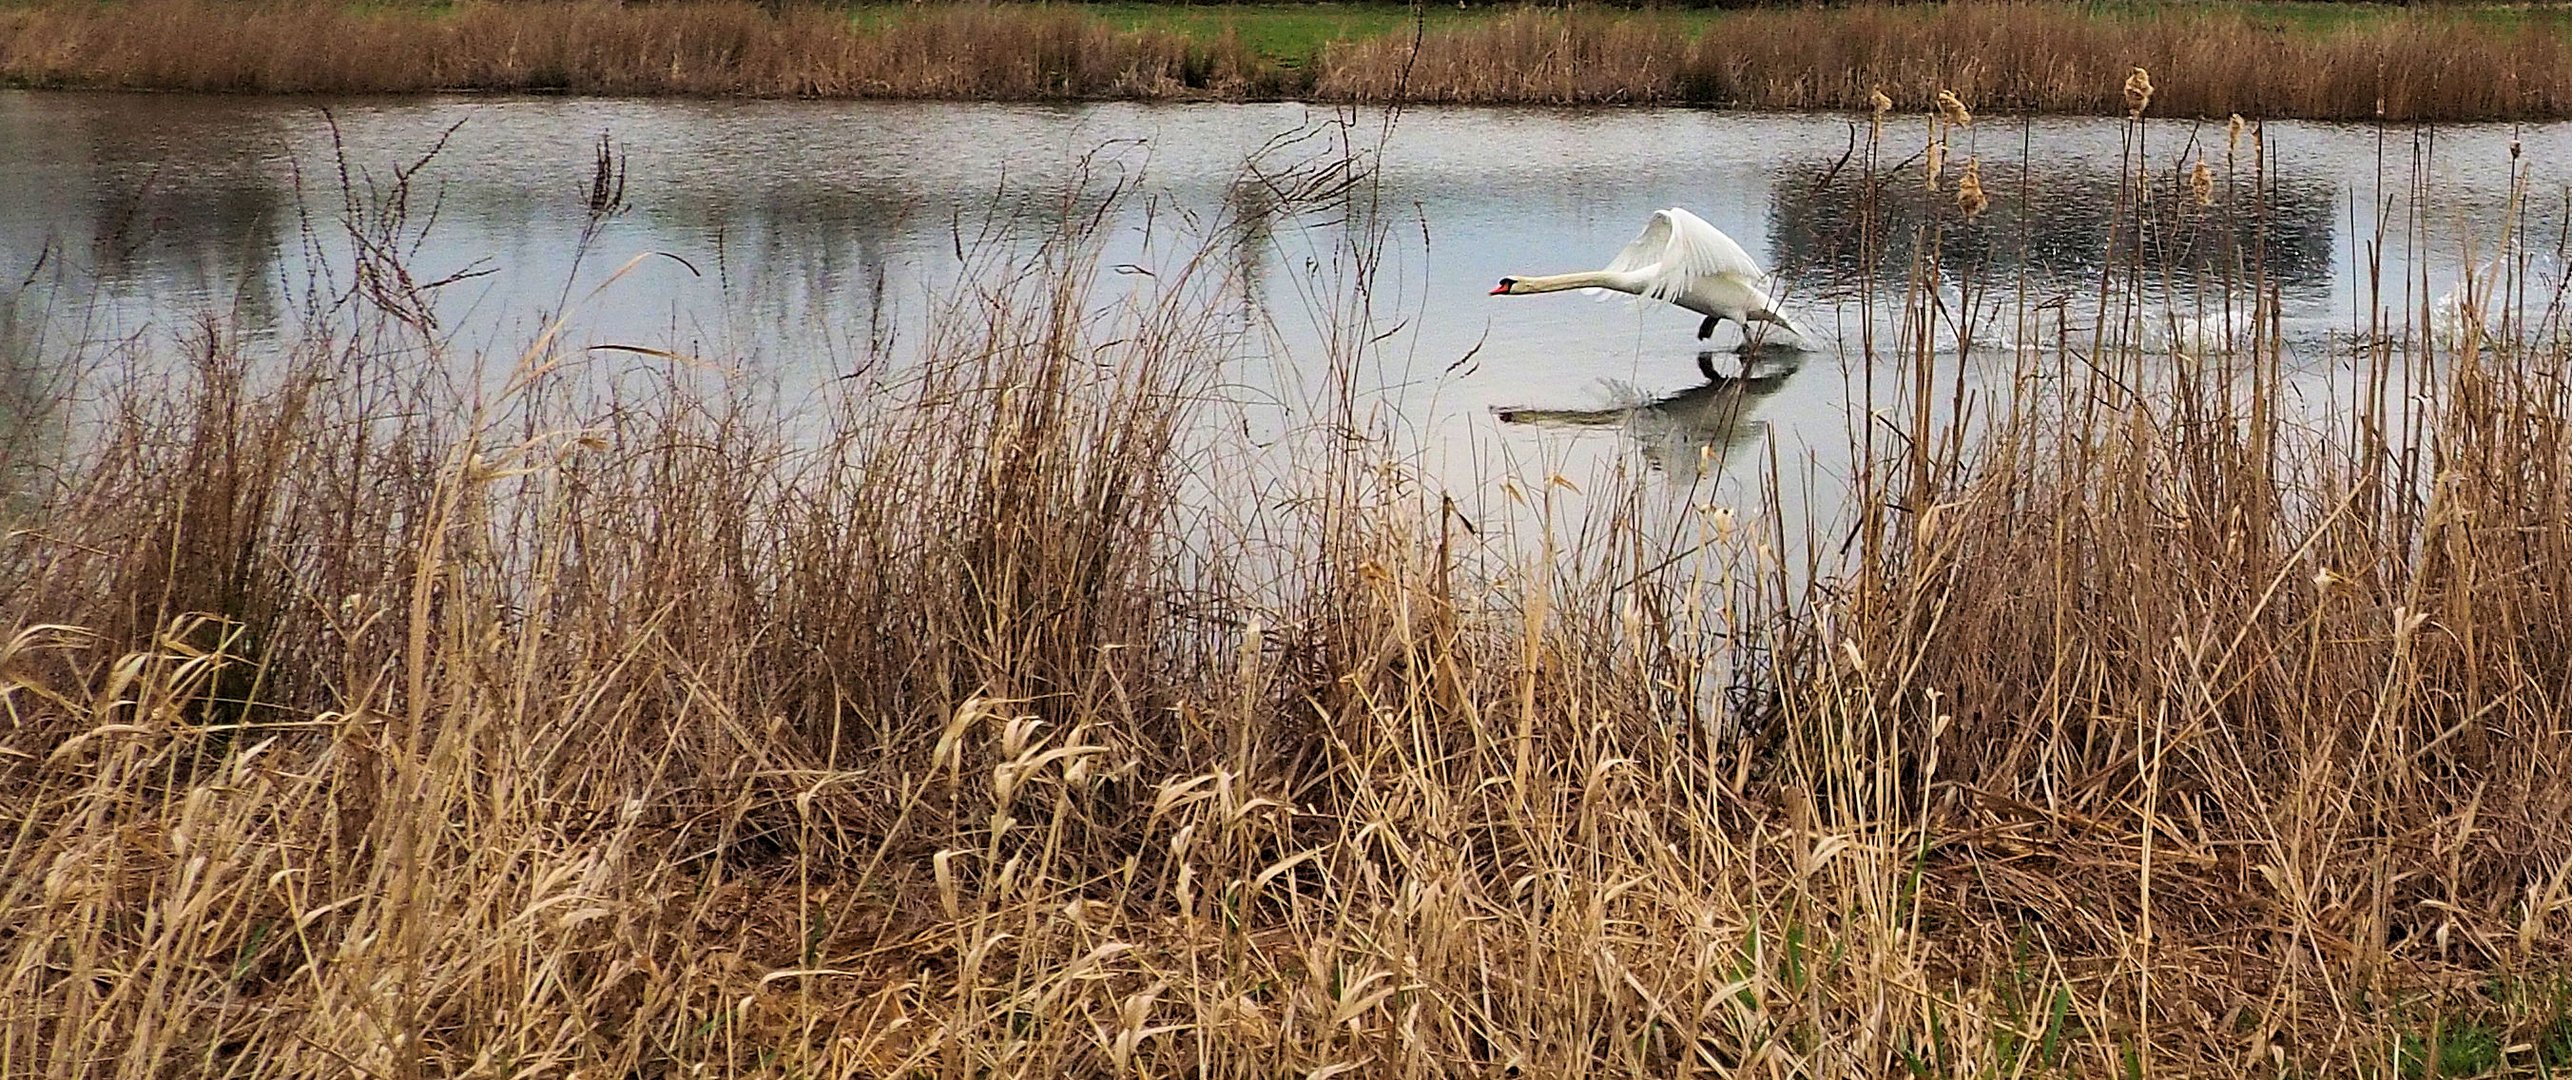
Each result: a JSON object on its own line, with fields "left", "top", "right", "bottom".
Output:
{"left": 1956, "top": 155, "right": 1988, "bottom": 217}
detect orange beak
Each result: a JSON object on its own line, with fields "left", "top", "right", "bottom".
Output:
{"left": 1488, "top": 282, "right": 1511, "bottom": 295}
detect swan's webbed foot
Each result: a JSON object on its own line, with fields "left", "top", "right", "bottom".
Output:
{"left": 1697, "top": 315, "right": 1720, "bottom": 341}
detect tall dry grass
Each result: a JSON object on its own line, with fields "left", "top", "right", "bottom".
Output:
{"left": 0, "top": 0, "right": 1280, "bottom": 98}
{"left": 4, "top": 112, "right": 2572, "bottom": 1076}
{"left": 1322, "top": 2, "right": 2572, "bottom": 119}
{"left": 7, "top": 0, "right": 2572, "bottom": 118}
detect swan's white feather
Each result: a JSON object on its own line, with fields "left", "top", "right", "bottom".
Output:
{"left": 1601, "top": 208, "right": 1768, "bottom": 302}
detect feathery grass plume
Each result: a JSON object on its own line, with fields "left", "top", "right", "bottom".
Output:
{"left": 2189, "top": 158, "right": 2214, "bottom": 206}
{"left": 2123, "top": 65, "right": 2154, "bottom": 118}
{"left": 1955, "top": 156, "right": 1987, "bottom": 217}
{"left": 1935, "top": 88, "right": 1971, "bottom": 128}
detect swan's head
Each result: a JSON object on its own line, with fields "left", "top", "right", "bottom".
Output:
{"left": 1489, "top": 277, "right": 1519, "bottom": 296}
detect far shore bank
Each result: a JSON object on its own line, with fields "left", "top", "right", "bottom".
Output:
{"left": 6, "top": 0, "right": 2572, "bottom": 121}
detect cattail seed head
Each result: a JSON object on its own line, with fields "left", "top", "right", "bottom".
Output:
{"left": 1956, "top": 157, "right": 1987, "bottom": 218}
{"left": 1870, "top": 87, "right": 1893, "bottom": 116}
{"left": 2226, "top": 113, "right": 2246, "bottom": 156}
{"left": 1935, "top": 88, "right": 1971, "bottom": 128}
{"left": 2189, "top": 159, "right": 2215, "bottom": 207}
{"left": 2123, "top": 66, "right": 2154, "bottom": 118}
{"left": 1925, "top": 138, "right": 1946, "bottom": 192}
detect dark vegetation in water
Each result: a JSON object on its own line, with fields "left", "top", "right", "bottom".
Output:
{"left": 7, "top": 0, "right": 2572, "bottom": 119}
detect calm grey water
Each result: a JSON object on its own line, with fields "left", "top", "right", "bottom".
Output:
{"left": 6, "top": 91, "right": 2568, "bottom": 551}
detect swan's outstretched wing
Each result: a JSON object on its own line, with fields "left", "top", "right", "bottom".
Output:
{"left": 1603, "top": 208, "right": 1768, "bottom": 302}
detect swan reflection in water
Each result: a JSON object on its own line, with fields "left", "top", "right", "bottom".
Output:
{"left": 1493, "top": 349, "right": 1804, "bottom": 476}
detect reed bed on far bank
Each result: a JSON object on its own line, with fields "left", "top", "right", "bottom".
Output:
{"left": 8, "top": 0, "right": 2572, "bottom": 119}
{"left": 4, "top": 114, "right": 2572, "bottom": 1077}
{"left": 0, "top": 0, "right": 1283, "bottom": 98}
{"left": 1320, "top": 2, "right": 2572, "bottom": 117}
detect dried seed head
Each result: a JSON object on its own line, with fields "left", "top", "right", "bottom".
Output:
{"left": 2189, "top": 158, "right": 2215, "bottom": 207}
{"left": 1956, "top": 157, "right": 1987, "bottom": 218}
{"left": 1870, "top": 86, "right": 1894, "bottom": 116}
{"left": 1706, "top": 504, "right": 1737, "bottom": 542}
{"left": 1935, "top": 88, "right": 1971, "bottom": 128}
{"left": 1924, "top": 138, "right": 1946, "bottom": 192}
{"left": 2226, "top": 113, "right": 2247, "bottom": 155}
{"left": 2123, "top": 66, "right": 2154, "bottom": 119}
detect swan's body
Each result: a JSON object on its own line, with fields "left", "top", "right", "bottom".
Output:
{"left": 1492, "top": 208, "right": 1806, "bottom": 346}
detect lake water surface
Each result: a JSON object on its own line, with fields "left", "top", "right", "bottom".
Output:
{"left": 6, "top": 92, "right": 2567, "bottom": 553}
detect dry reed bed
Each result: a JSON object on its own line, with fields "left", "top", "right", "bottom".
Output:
{"left": 0, "top": 0, "right": 1278, "bottom": 98}
{"left": 1320, "top": 3, "right": 2572, "bottom": 118}
{"left": 3, "top": 128, "right": 2572, "bottom": 1076}
{"left": 7, "top": 0, "right": 2572, "bottom": 119}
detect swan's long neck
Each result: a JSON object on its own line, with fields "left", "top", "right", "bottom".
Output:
{"left": 1510, "top": 271, "right": 1634, "bottom": 294}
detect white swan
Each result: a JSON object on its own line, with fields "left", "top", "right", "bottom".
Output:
{"left": 1491, "top": 207, "right": 1807, "bottom": 346}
